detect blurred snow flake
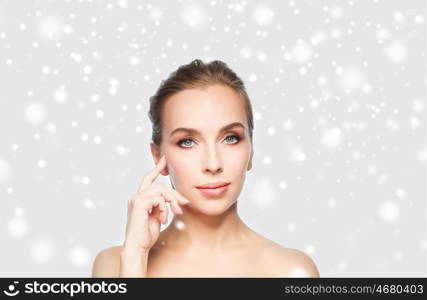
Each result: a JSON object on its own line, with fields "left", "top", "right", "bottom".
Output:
{"left": 395, "top": 188, "right": 406, "bottom": 199}
{"left": 83, "top": 197, "right": 96, "bottom": 210}
{"left": 93, "top": 136, "right": 102, "bottom": 144}
{"left": 385, "top": 117, "right": 400, "bottom": 131}
{"left": 14, "top": 207, "right": 25, "bottom": 216}
{"left": 117, "top": 0, "right": 128, "bottom": 9}
{"left": 327, "top": 197, "right": 337, "bottom": 208}
{"left": 320, "top": 127, "right": 343, "bottom": 149}
{"left": 263, "top": 155, "right": 272, "bottom": 164}
{"left": 63, "top": 24, "right": 73, "bottom": 35}
{"left": 330, "top": 28, "right": 342, "bottom": 39}
{"left": 393, "top": 11, "right": 405, "bottom": 22}
{"left": 376, "top": 27, "right": 391, "bottom": 41}
{"left": 379, "top": 201, "right": 400, "bottom": 222}
{"left": 414, "top": 14, "right": 424, "bottom": 24}
{"left": 411, "top": 99, "right": 424, "bottom": 113}
{"left": 409, "top": 117, "right": 420, "bottom": 131}
{"left": 174, "top": 220, "right": 186, "bottom": 231}
{"left": 83, "top": 65, "right": 92, "bottom": 74}
{"left": 25, "top": 103, "right": 47, "bottom": 125}
{"left": 80, "top": 133, "right": 89, "bottom": 142}
{"left": 70, "top": 52, "right": 82, "bottom": 63}
{"left": 37, "top": 159, "right": 46, "bottom": 168}
{"left": 250, "top": 178, "right": 277, "bottom": 210}
{"left": 288, "top": 267, "right": 312, "bottom": 277}
{"left": 329, "top": 6, "right": 343, "bottom": 19}
{"left": 248, "top": 73, "right": 257, "bottom": 82}
{"left": 91, "top": 93, "right": 100, "bottom": 103}
{"left": 45, "top": 122, "right": 57, "bottom": 133}
{"left": 292, "top": 41, "right": 313, "bottom": 63}
{"left": 95, "top": 109, "right": 104, "bottom": 119}
{"left": 339, "top": 67, "right": 365, "bottom": 92}
{"left": 29, "top": 237, "right": 55, "bottom": 264}
{"left": 69, "top": 245, "right": 90, "bottom": 267}
{"left": 180, "top": 3, "right": 207, "bottom": 29}
{"left": 385, "top": 42, "right": 407, "bottom": 63}
{"left": 305, "top": 244, "right": 316, "bottom": 255}
{"left": 239, "top": 46, "right": 252, "bottom": 59}
{"left": 287, "top": 221, "right": 297, "bottom": 232}
{"left": 7, "top": 216, "right": 29, "bottom": 238}
{"left": 267, "top": 126, "right": 276, "bottom": 135}
{"left": 0, "top": 157, "right": 13, "bottom": 182}
{"left": 129, "top": 55, "right": 140, "bottom": 66}
{"left": 311, "top": 30, "right": 328, "bottom": 45}
{"left": 115, "top": 144, "right": 129, "bottom": 156}
{"left": 81, "top": 176, "right": 91, "bottom": 185}
{"left": 229, "top": 2, "right": 246, "bottom": 14}
{"left": 377, "top": 173, "right": 389, "bottom": 185}
{"left": 392, "top": 250, "right": 404, "bottom": 262}
{"left": 283, "top": 119, "right": 294, "bottom": 131}
{"left": 42, "top": 66, "right": 51, "bottom": 74}
{"left": 279, "top": 181, "right": 288, "bottom": 190}
{"left": 36, "top": 15, "right": 64, "bottom": 39}
{"left": 252, "top": 4, "right": 274, "bottom": 27}
{"left": 337, "top": 261, "right": 348, "bottom": 271}
{"left": 256, "top": 51, "right": 267, "bottom": 62}
{"left": 108, "top": 77, "right": 119, "bottom": 95}
{"left": 291, "top": 147, "right": 307, "bottom": 162}
{"left": 417, "top": 147, "right": 427, "bottom": 162}
{"left": 149, "top": 6, "right": 164, "bottom": 21}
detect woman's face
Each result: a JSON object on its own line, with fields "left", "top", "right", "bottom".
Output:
{"left": 151, "top": 84, "right": 253, "bottom": 216}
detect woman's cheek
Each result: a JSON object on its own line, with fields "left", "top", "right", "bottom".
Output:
{"left": 166, "top": 161, "right": 176, "bottom": 177}
{"left": 166, "top": 160, "right": 185, "bottom": 183}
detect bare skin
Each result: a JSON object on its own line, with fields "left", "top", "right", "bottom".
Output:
{"left": 146, "top": 222, "right": 319, "bottom": 277}
{"left": 93, "top": 232, "right": 320, "bottom": 277}
{"left": 92, "top": 84, "right": 320, "bottom": 277}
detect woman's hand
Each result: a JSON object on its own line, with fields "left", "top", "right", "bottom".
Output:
{"left": 123, "top": 154, "right": 190, "bottom": 253}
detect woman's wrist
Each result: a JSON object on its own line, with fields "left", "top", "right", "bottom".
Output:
{"left": 119, "top": 246, "right": 150, "bottom": 277}
{"left": 121, "top": 244, "right": 150, "bottom": 257}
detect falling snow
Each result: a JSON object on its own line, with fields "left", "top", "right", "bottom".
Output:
{"left": 0, "top": 0, "right": 425, "bottom": 278}
{"left": 69, "top": 245, "right": 91, "bottom": 267}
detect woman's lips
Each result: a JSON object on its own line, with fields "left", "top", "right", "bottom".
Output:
{"left": 196, "top": 183, "right": 230, "bottom": 198}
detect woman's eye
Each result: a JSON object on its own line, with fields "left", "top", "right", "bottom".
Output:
{"left": 177, "top": 135, "right": 241, "bottom": 148}
{"left": 224, "top": 135, "right": 240, "bottom": 144}
{"left": 178, "top": 138, "right": 193, "bottom": 148}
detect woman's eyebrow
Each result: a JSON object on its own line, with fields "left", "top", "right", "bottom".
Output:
{"left": 170, "top": 122, "right": 245, "bottom": 136}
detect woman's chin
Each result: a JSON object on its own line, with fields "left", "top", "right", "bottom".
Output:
{"left": 186, "top": 200, "right": 236, "bottom": 216}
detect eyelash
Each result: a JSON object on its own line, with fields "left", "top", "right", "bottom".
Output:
{"left": 177, "top": 135, "right": 241, "bottom": 148}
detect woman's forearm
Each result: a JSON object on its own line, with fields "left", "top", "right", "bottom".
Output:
{"left": 119, "top": 247, "right": 149, "bottom": 277}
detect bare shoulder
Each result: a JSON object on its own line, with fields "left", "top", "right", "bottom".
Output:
{"left": 276, "top": 247, "right": 320, "bottom": 277}
{"left": 91, "top": 245, "right": 123, "bottom": 278}
{"left": 253, "top": 234, "right": 320, "bottom": 277}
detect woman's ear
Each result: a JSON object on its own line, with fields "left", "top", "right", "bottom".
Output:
{"left": 150, "top": 142, "right": 169, "bottom": 176}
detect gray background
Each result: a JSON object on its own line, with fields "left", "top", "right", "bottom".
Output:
{"left": 0, "top": 0, "right": 425, "bottom": 277}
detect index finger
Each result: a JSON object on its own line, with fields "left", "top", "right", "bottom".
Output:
{"left": 138, "top": 155, "right": 167, "bottom": 192}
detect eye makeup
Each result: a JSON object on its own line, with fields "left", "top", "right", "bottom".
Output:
{"left": 176, "top": 134, "right": 243, "bottom": 149}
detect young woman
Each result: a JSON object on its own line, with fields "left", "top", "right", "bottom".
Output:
{"left": 92, "top": 59, "right": 320, "bottom": 277}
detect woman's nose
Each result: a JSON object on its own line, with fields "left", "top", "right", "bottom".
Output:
{"left": 202, "top": 146, "right": 223, "bottom": 174}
